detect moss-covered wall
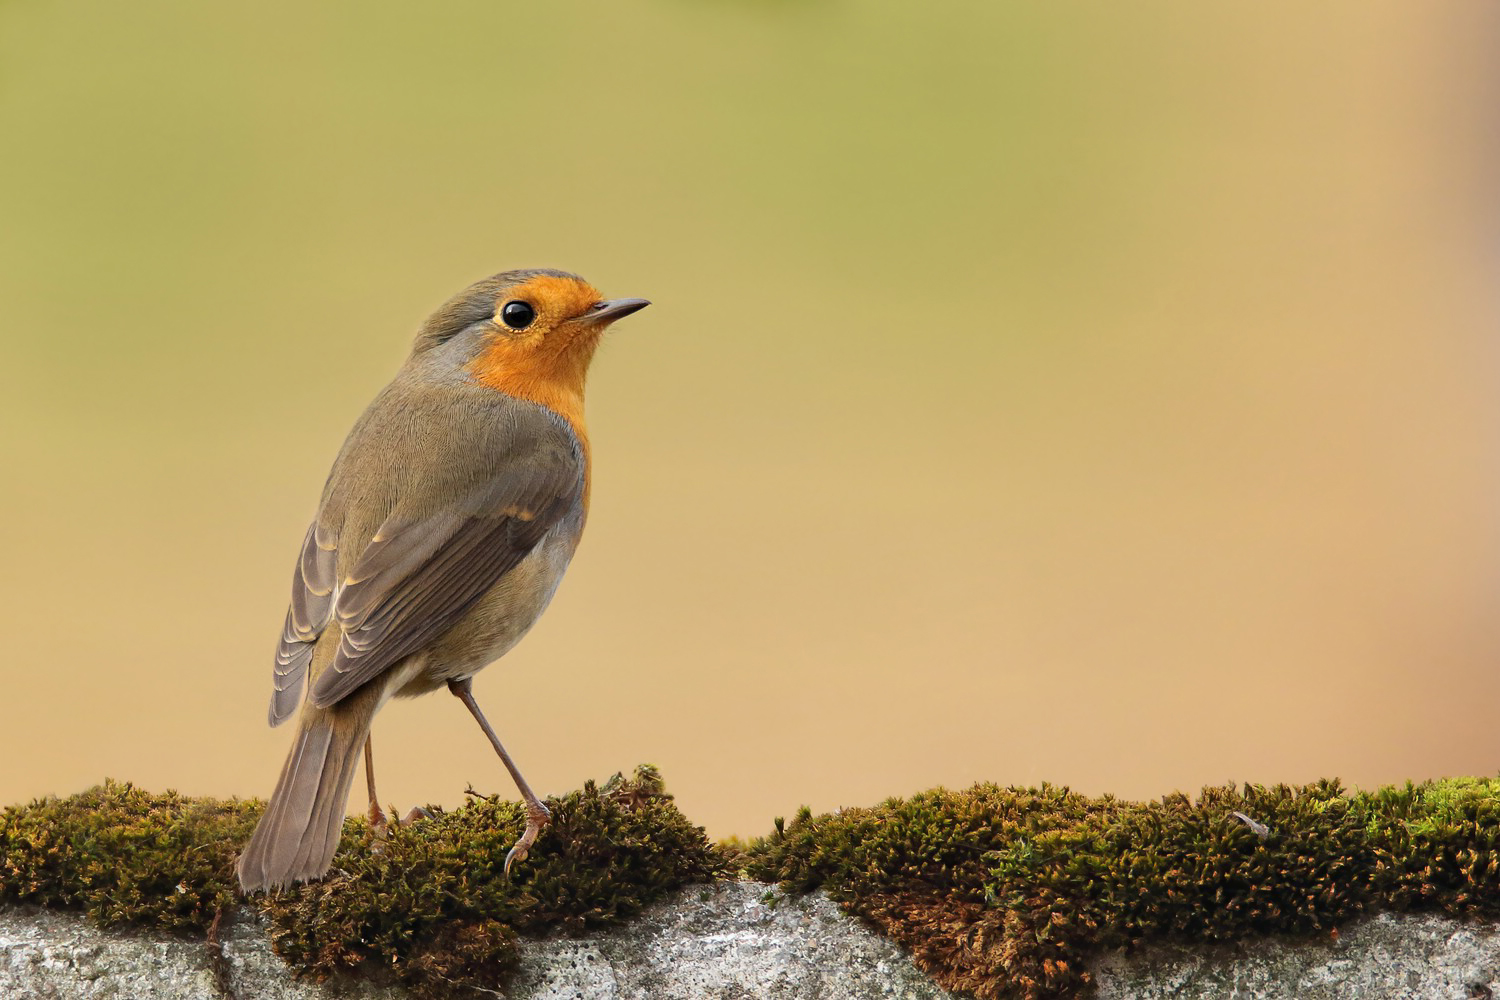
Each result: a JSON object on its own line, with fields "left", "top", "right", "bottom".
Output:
{"left": 3, "top": 771, "right": 1498, "bottom": 999}
{"left": 0, "top": 767, "right": 728, "bottom": 998}
{"left": 745, "top": 777, "right": 1500, "bottom": 999}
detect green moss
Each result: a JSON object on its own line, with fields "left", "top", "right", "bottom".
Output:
{"left": 0, "top": 767, "right": 729, "bottom": 998}
{"left": 0, "top": 779, "right": 259, "bottom": 934}
{"left": 261, "top": 765, "right": 731, "bottom": 996}
{"left": 745, "top": 777, "right": 1500, "bottom": 1000}
{"left": 8, "top": 773, "right": 1500, "bottom": 1000}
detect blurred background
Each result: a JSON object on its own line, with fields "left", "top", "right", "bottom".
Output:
{"left": 1, "top": 1, "right": 1496, "bottom": 839}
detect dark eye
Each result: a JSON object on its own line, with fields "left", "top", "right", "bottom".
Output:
{"left": 500, "top": 300, "right": 536, "bottom": 330}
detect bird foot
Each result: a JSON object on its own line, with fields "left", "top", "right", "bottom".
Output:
{"left": 400, "top": 805, "right": 433, "bottom": 825}
{"left": 503, "top": 801, "right": 553, "bottom": 878}
{"left": 369, "top": 804, "right": 434, "bottom": 853}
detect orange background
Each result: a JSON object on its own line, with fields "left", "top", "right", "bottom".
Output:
{"left": 1, "top": 2, "right": 1497, "bottom": 839}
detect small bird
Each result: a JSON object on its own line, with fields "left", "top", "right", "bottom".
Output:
{"left": 236, "top": 269, "right": 648, "bottom": 892}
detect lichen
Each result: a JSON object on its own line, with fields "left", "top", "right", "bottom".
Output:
{"left": 743, "top": 777, "right": 1500, "bottom": 1000}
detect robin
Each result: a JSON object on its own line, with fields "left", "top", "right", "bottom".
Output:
{"left": 235, "top": 268, "right": 648, "bottom": 893}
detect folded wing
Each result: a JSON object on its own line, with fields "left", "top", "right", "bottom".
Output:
{"left": 268, "top": 521, "right": 339, "bottom": 726}
{"left": 309, "top": 433, "right": 582, "bottom": 708}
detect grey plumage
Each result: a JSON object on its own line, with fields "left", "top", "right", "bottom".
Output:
{"left": 242, "top": 686, "right": 377, "bottom": 889}
{"left": 237, "top": 269, "right": 616, "bottom": 893}
{"left": 314, "top": 408, "right": 582, "bottom": 707}
{"left": 269, "top": 523, "right": 336, "bottom": 726}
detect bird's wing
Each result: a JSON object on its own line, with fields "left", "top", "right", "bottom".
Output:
{"left": 308, "top": 426, "right": 583, "bottom": 709}
{"left": 268, "top": 521, "right": 338, "bottom": 726}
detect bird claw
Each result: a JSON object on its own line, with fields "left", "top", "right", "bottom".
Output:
{"left": 503, "top": 802, "right": 552, "bottom": 879}
{"left": 401, "top": 805, "right": 433, "bottom": 825}
{"left": 369, "top": 804, "right": 433, "bottom": 854}
{"left": 369, "top": 802, "right": 390, "bottom": 841}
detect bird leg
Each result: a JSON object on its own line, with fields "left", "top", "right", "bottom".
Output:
{"left": 365, "top": 733, "right": 432, "bottom": 840}
{"left": 364, "top": 734, "right": 388, "bottom": 836}
{"left": 447, "top": 677, "right": 551, "bottom": 877}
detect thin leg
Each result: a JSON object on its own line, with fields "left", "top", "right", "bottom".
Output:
{"left": 448, "top": 677, "right": 551, "bottom": 876}
{"left": 364, "top": 734, "right": 388, "bottom": 833}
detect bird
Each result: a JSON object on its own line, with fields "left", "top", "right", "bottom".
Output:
{"left": 235, "top": 268, "right": 648, "bottom": 893}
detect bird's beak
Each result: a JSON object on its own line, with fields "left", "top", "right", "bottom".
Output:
{"left": 582, "top": 297, "right": 651, "bottom": 326}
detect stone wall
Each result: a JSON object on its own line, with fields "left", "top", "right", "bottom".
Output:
{"left": 4, "top": 883, "right": 1497, "bottom": 999}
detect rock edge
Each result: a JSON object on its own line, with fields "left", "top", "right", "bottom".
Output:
{"left": 4, "top": 883, "right": 1500, "bottom": 999}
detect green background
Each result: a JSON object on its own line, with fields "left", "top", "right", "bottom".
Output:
{"left": 2, "top": 1, "right": 1496, "bottom": 837}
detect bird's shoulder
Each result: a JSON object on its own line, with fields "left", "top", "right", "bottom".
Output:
{"left": 315, "top": 375, "right": 584, "bottom": 554}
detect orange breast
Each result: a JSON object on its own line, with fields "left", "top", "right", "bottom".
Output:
{"left": 464, "top": 274, "right": 607, "bottom": 511}
{"left": 469, "top": 351, "right": 594, "bottom": 512}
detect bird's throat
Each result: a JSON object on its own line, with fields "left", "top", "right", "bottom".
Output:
{"left": 469, "top": 350, "right": 593, "bottom": 510}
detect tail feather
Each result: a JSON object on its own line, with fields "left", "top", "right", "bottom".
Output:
{"left": 292, "top": 728, "right": 356, "bottom": 877}
{"left": 264, "top": 722, "right": 336, "bottom": 882}
{"left": 238, "top": 701, "right": 372, "bottom": 892}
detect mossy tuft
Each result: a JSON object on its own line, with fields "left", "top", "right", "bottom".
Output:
{"left": 261, "top": 764, "right": 731, "bottom": 996}
{"left": 745, "top": 777, "right": 1500, "bottom": 1000}
{"left": 0, "top": 767, "right": 729, "bottom": 999}
{"left": 7, "top": 772, "right": 1500, "bottom": 999}
{"left": 0, "top": 779, "right": 259, "bottom": 933}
